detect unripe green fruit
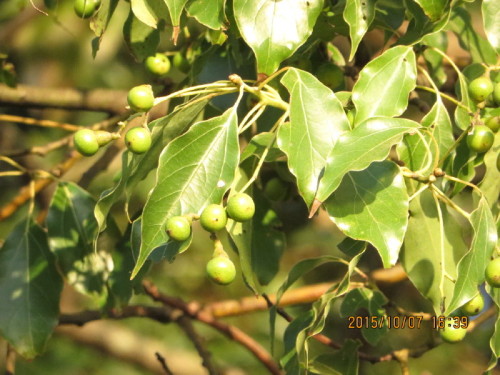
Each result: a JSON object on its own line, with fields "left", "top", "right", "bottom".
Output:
{"left": 485, "top": 258, "right": 500, "bottom": 288}
{"left": 145, "top": 53, "right": 171, "bottom": 76}
{"left": 206, "top": 256, "right": 236, "bottom": 285}
{"left": 74, "top": 129, "right": 99, "bottom": 156}
{"left": 493, "top": 82, "right": 500, "bottom": 105}
{"left": 264, "top": 178, "right": 288, "bottom": 201}
{"left": 127, "top": 84, "right": 154, "bottom": 112}
{"left": 226, "top": 193, "right": 255, "bottom": 222}
{"left": 461, "top": 293, "right": 485, "bottom": 316}
{"left": 173, "top": 53, "right": 190, "bottom": 73}
{"left": 200, "top": 204, "right": 227, "bottom": 232}
{"left": 485, "top": 116, "right": 500, "bottom": 133}
{"left": 94, "top": 130, "right": 118, "bottom": 146}
{"left": 165, "top": 216, "right": 191, "bottom": 241}
{"left": 440, "top": 324, "right": 467, "bottom": 343}
{"left": 468, "top": 76, "right": 494, "bottom": 102}
{"left": 316, "top": 63, "right": 344, "bottom": 91}
{"left": 467, "top": 125, "right": 494, "bottom": 153}
{"left": 125, "top": 127, "right": 151, "bottom": 154}
{"left": 74, "top": 0, "right": 96, "bottom": 18}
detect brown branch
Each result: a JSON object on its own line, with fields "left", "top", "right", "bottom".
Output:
{"left": 5, "top": 344, "right": 15, "bottom": 375}
{"left": 176, "top": 316, "right": 219, "bottom": 375}
{"left": 0, "top": 114, "right": 81, "bottom": 132}
{"left": 142, "top": 280, "right": 283, "bottom": 375}
{"left": 155, "top": 352, "right": 175, "bottom": 375}
{"left": 0, "top": 84, "right": 128, "bottom": 114}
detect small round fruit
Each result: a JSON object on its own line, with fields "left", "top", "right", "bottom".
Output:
{"left": 468, "top": 76, "right": 494, "bottom": 102}
{"left": 440, "top": 324, "right": 467, "bottom": 343}
{"left": 74, "top": 0, "right": 96, "bottom": 18}
{"left": 467, "top": 125, "right": 494, "bottom": 153}
{"left": 226, "top": 193, "right": 255, "bottom": 222}
{"left": 74, "top": 129, "right": 99, "bottom": 156}
{"left": 200, "top": 204, "right": 227, "bottom": 232}
{"left": 485, "top": 258, "right": 500, "bottom": 288}
{"left": 485, "top": 116, "right": 500, "bottom": 133}
{"left": 173, "top": 52, "right": 190, "bottom": 73}
{"left": 316, "top": 63, "right": 344, "bottom": 91}
{"left": 461, "top": 293, "right": 485, "bottom": 316}
{"left": 165, "top": 216, "right": 191, "bottom": 241}
{"left": 264, "top": 178, "right": 288, "bottom": 201}
{"left": 94, "top": 130, "right": 117, "bottom": 146}
{"left": 206, "top": 256, "right": 236, "bottom": 285}
{"left": 493, "top": 82, "right": 500, "bottom": 105}
{"left": 127, "top": 84, "right": 154, "bottom": 112}
{"left": 125, "top": 127, "right": 151, "bottom": 154}
{"left": 145, "top": 53, "right": 171, "bottom": 76}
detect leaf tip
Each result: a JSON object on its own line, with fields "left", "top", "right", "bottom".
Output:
{"left": 309, "top": 199, "right": 323, "bottom": 218}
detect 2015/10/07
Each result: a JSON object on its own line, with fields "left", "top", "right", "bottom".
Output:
{"left": 347, "top": 315, "right": 469, "bottom": 330}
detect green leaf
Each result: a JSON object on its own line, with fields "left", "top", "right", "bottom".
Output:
{"left": 343, "top": 0, "right": 376, "bottom": 61}
{"left": 94, "top": 98, "right": 208, "bottom": 234}
{"left": 413, "top": 0, "right": 448, "bottom": 22}
{"left": 123, "top": 10, "right": 160, "bottom": 61}
{"left": 90, "top": 0, "right": 119, "bottom": 37}
{"left": 400, "top": 189, "right": 468, "bottom": 315}
{"left": 130, "top": 0, "right": 170, "bottom": 29}
{"left": 47, "top": 182, "right": 110, "bottom": 299}
{"left": 445, "top": 198, "right": 497, "bottom": 315}
{"left": 422, "top": 32, "right": 448, "bottom": 87}
{"left": 397, "top": 98, "right": 454, "bottom": 175}
{"left": 325, "top": 161, "right": 408, "bottom": 268}
{"left": 164, "top": 0, "right": 189, "bottom": 28}
{"left": 281, "top": 310, "right": 315, "bottom": 375}
{"left": 479, "top": 133, "right": 500, "bottom": 207}
{"left": 309, "top": 340, "right": 361, "bottom": 375}
{"left": 447, "top": 7, "right": 497, "bottom": 65}
{"left": 340, "top": 288, "right": 388, "bottom": 345}
{"left": 132, "top": 106, "right": 239, "bottom": 278}
{"left": 315, "top": 117, "right": 420, "bottom": 204}
{"left": 240, "top": 132, "right": 285, "bottom": 163}
{"left": 482, "top": 0, "right": 500, "bottom": 54}
{"left": 233, "top": 0, "right": 323, "bottom": 75}
{"left": 486, "top": 289, "right": 500, "bottom": 370}
{"left": 352, "top": 46, "right": 416, "bottom": 125}
{"left": 277, "top": 68, "right": 350, "bottom": 207}
{"left": 187, "top": 0, "right": 226, "bottom": 30}
{"left": 227, "top": 189, "right": 284, "bottom": 292}
{"left": 0, "top": 218, "right": 62, "bottom": 359}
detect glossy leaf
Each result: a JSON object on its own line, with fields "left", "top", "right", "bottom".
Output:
{"left": 340, "top": 287, "right": 388, "bottom": 345}
{"left": 132, "top": 106, "right": 239, "bottom": 278}
{"left": 314, "top": 117, "right": 420, "bottom": 205}
{"left": 401, "top": 189, "right": 468, "bottom": 315}
{"left": 123, "top": 11, "right": 160, "bottom": 61}
{"left": 277, "top": 68, "right": 350, "bottom": 207}
{"left": 413, "top": 0, "right": 448, "bottom": 22}
{"left": 482, "top": 0, "right": 500, "bottom": 53}
{"left": 187, "top": 0, "right": 225, "bottom": 30}
{"left": 47, "top": 182, "right": 109, "bottom": 298}
{"left": 325, "top": 161, "right": 408, "bottom": 268}
{"left": 343, "top": 0, "right": 376, "bottom": 61}
{"left": 130, "top": 0, "right": 169, "bottom": 29}
{"left": 233, "top": 0, "right": 323, "bottom": 75}
{"left": 164, "top": 0, "right": 189, "bottom": 29}
{"left": 448, "top": 7, "right": 497, "bottom": 65}
{"left": 227, "top": 189, "right": 284, "bottom": 292}
{"left": 352, "top": 46, "right": 416, "bottom": 125}
{"left": 445, "top": 198, "right": 497, "bottom": 315}
{"left": 0, "top": 219, "right": 62, "bottom": 359}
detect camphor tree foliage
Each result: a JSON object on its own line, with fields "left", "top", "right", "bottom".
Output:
{"left": 0, "top": 0, "right": 500, "bottom": 374}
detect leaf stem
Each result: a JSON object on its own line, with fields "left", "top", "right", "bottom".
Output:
{"left": 415, "top": 85, "right": 472, "bottom": 113}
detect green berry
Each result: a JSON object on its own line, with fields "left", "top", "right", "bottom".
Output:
{"left": 493, "top": 82, "right": 500, "bottom": 105}
{"left": 316, "top": 63, "right": 344, "bottom": 91}
{"left": 264, "top": 178, "right": 288, "bottom": 201}
{"left": 206, "top": 256, "right": 236, "bottom": 285}
{"left": 485, "top": 116, "right": 500, "bottom": 133}
{"left": 461, "top": 293, "right": 485, "bottom": 316}
{"left": 125, "top": 127, "right": 151, "bottom": 154}
{"left": 165, "top": 216, "right": 191, "bottom": 241}
{"left": 440, "top": 324, "right": 467, "bottom": 343}
{"left": 467, "top": 125, "right": 494, "bottom": 153}
{"left": 468, "top": 76, "right": 494, "bottom": 102}
{"left": 173, "top": 52, "right": 190, "bottom": 73}
{"left": 94, "top": 130, "right": 117, "bottom": 146}
{"left": 200, "top": 204, "right": 227, "bottom": 232}
{"left": 74, "top": 0, "right": 96, "bottom": 18}
{"left": 145, "top": 53, "right": 171, "bottom": 76}
{"left": 74, "top": 129, "right": 99, "bottom": 156}
{"left": 226, "top": 193, "right": 255, "bottom": 222}
{"left": 127, "top": 84, "right": 154, "bottom": 112}
{"left": 485, "top": 258, "right": 500, "bottom": 288}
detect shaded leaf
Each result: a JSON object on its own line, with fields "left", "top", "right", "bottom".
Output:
{"left": 309, "top": 340, "right": 361, "bottom": 375}
{"left": 343, "top": 0, "right": 376, "bottom": 61}
{"left": 123, "top": 10, "right": 160, "bottom": 61}
{"left": 130, "top": 0, "right": 169, "bottom": 29}
{"left": 164, "top": 0, "right": 189, "bottom": 28}
{"left": 187, "top": 0, "right": 226, "bottom": 30}
{"left": 240, "top": 132, "right": 285, "bottom": 163}
{"left": 413, "top": 0, "right": 448, "bottom": 22}
{"left": 91, "top": 0, "right": 119, "bottom": 37}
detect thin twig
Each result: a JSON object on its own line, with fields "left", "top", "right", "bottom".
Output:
{"left": 0, "top": 114, "right": 80, "bottom": 131}
{"left": 5, "top": 344, "right": 15, "bottom": 375}
{"left": 155, "top": 352, "right": 175, "bottom": 375}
